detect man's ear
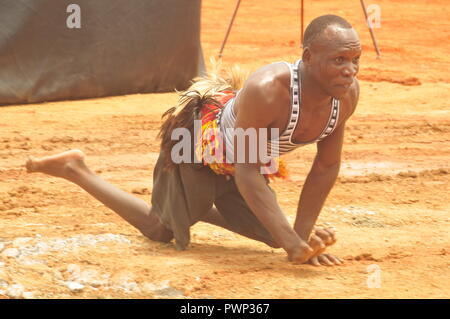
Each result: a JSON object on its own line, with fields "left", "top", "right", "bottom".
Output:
{"left": 302, "top": 47, "right": 311, "bottom": 65}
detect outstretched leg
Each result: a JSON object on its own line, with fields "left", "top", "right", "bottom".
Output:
{"left": 26, "top": 149, "right": 173, "bottom": 242}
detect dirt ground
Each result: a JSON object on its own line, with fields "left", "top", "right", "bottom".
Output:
{"left": 0, "top": 0, "right": 449, "bottom": 299}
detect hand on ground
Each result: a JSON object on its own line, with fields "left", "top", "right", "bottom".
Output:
{"left": 308, "top": 253, "right": 343, "bottom": 266}
{"left": 305, "top": 228, "right": 343, "bottom": 266}
{"left": 313, "top": 226, "right": 337, "bottom": 247}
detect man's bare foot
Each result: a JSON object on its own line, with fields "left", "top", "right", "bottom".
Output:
{"left": 25, "top": 149, "right": 87, "bottom": 180}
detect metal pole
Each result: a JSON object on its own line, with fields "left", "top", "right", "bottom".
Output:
{"left": 300, "top": 0, "right": 304, "bottom": 46}
{"left": 218, "top": 0, "right": 242, "bottom": 58}
{"left": 360, "top": 0, "right": 381, "bottom": 58}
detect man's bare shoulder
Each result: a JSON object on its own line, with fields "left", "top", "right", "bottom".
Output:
{"left": 246, "top": 62, "right": 291, "bottom": 91}
{"left": 239, "top": 62, "right": 291, "bottom": 109}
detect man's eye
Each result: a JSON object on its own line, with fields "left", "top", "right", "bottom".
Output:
{"left": 335, "top": 57, "right": 344, "bottom": 63}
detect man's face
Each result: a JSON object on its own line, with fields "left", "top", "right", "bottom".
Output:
{"left": 305, "top": 25, "right": 361, "bottom": 98}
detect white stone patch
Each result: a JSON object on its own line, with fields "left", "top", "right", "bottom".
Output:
{"left": 66, "top": 281, "right": 85, "bottom": 292}
{"left": 1, "top": 233, "right": 134, "bottom": 270}
{"left": 66, "top": 264, "right": 110, "bottom": 287}
{"left": 331, "top": 205, "right": 384, "bottom": 228}
{"left": 2, "top": 248, "right": 20, "bottom": 258}
{"left": 12, "top": 237, "right": 34, "bottom": 248}
{"left": 110, "top": 272, "right": 141, "bottom": 293}
{"left": 0, "top": 279, "right": 8, "bottom": 288}
{"left": 67, "top": 264, "right": 81, "bottom": 276}
{"left": 12, "top": 233, "right": 132, "bottom": 260}
{"left": 331, "top": 205, "right": 378, "bottom": 216}
{"left": 6, "top": 284, "right": 25, "bottom": 298}
{"left": 53, "top": 270, "right": 64, "bottom": 281}
{"left": 341, "top": 161, "right": 397, "bottom": 176}
{"left": 141, "top": 280, "right": 185, "bottom": 297}
{"left": 17, "top": 259, "right": 47, "bottom": 266}
{"left": 22, "top": 291, "right": 36, "bottom": 299}
{"left": 141, "top": 280, "right": 171, "bottom": 293}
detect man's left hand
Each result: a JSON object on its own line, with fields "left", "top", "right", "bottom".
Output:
{"left": 308, "top": 253, "right": 343, "bottom": 266}
{"left": 306, "top": 227, "right": 343, "bottom": 266}
{"left": 314, "top": 226, "right": 337, "bottom": 246}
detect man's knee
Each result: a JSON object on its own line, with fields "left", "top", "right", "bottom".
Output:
{"left": 142, "top": 208, "right": 174, "bottom": 243}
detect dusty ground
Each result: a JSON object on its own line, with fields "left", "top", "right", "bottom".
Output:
{"left": 0, "top": 0, "right": 449, "bottom": 299}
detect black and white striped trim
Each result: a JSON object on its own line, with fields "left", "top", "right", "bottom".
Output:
{"left": 317, "top": 98, "right": 340, "bottom": 141}
{"left": 267, "top": 59, "right": 302, "bottom": 155}
{"left": 267, "top": 59, "right": 341, "bottom": 156}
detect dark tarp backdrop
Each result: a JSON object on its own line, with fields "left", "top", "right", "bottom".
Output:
{"left": 0, "top": 0, "right": 204, "bottom": 106}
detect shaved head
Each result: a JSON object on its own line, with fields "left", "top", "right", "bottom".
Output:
{"left": 303, "top": 15, "right": 353, "bottom": 48}
{"left": 300, "top": 15, "right": 361, "bottom": 99}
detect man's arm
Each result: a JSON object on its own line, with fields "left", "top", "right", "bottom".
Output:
{"left": 294, "top": 79, "right": 360, "bottom": 242}
{"left": 233, "top": 75, "right": 318, "bottom": 263}
{"left": 235, "top": 163, "right": 313, "bottom": 260}
{"left": 293, "top": 122, "right": 345, "bottom": 241}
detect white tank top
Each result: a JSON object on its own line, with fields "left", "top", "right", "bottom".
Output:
{"left": 218, "top": 59, "right": 340, "bottom": 163}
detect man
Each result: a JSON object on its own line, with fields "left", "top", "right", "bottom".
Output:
{"left": 26, "top": 15, "right": 361, "bottom": 266}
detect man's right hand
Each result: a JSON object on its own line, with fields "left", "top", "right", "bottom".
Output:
{"left": 287, "top": 228, "right": 343, "bottom": 266}
{"left": 307, "top": 227, "right": 343, "bottom": 266}
{"left": 287, "top": 238, "right": 325, "bottom": 264}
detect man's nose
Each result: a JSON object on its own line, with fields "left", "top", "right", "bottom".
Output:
{"left": 342, "top": 63, "right": 357, "bottom": 77}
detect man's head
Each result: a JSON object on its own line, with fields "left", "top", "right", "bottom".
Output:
{"left": 302, "top": 15, "right": 361, "bottom": 98}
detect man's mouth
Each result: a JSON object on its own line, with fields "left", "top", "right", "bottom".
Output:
{"left": 335, "top": 81, "right": 353, "bottom": 89}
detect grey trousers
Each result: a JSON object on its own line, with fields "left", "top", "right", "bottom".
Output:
{"left": 151, "top": 151, "right": 275, "bottom": 250}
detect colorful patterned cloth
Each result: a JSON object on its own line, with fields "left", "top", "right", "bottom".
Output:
{"left": 195, "top": 91, "right": 288, "bottom": 180}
